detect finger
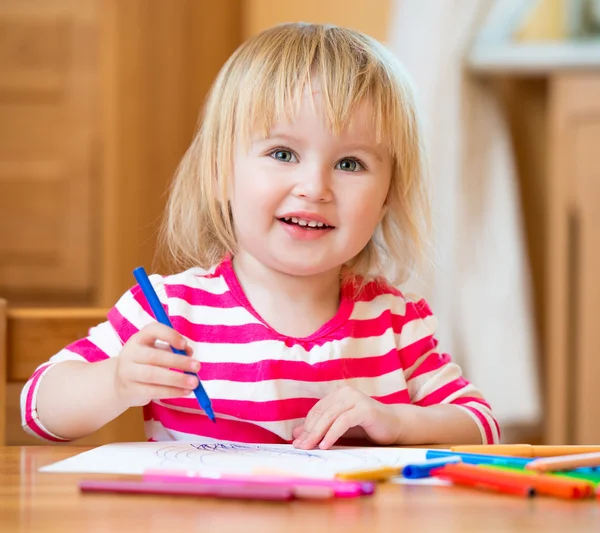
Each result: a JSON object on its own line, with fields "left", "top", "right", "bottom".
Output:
{"left": 133, "top": 363, "right": 199, "bottom": 390}
{"left": 295, "top": 400, "right": 354, "bottom": 450}
{"left": 134, "top": 347, "right": 200, "bottom": 374}
{"left": 292, "top": 425, "right": 304, "bottom": 440}
{"left": 318, "top": 409, "right": 360, "bottom": 450}
{"left": 136, "top": 384, "right": 194, "bottom": 403}
{"left": 135, "top": 323, "right": 188, "bottom": 351}
{"left": 153, "top": 339, "right": 193, "bottom": 354}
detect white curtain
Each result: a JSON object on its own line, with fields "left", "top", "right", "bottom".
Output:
{"left": 388, "top": 0, "right": 541, "bottom": 431}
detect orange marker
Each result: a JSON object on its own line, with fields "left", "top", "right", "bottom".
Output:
{"left": 480, "top": 465, "right": 595, "bottom": 499}
{"left": 431, "top": 463, "right": 535, "bottom": 498}
{"left": 450, "top": 444, "right": 600, "bottom": 458}
{"left": 526, "top": 452, "right": 600, "bottom": 473}
{"left": 433, "top": 463, "right": 594, "bottom": 499}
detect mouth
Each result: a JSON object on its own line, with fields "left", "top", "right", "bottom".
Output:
{"left": 277, "top": 216, "right": 335, "bottom": 230}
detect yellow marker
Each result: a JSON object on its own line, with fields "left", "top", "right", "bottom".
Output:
{"left": 335, "top": 466, "right": 401, "bottom": 482}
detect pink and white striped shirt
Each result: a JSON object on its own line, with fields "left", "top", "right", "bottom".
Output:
{"left": 21, "top": 257, "right": 499, "bottom": 444}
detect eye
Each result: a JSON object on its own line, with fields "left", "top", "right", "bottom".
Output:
{"left": 269, "top": 149, "right": 297, "bottom": 163}
{"left": 336, "top": 158, "right": 365, "bottom": 172}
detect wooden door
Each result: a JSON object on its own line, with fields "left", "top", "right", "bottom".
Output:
{"left": 0, "top": 0, "right": 99, "bottom": 304}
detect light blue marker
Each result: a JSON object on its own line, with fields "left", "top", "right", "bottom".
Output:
{"left": 426, "top": 449, "right": 531, "bottom": 467}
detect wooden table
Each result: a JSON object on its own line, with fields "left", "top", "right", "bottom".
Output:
{"left": 1, "top": 446, "right": 599, "bottom": 532}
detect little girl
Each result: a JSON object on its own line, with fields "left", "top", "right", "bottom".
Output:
{"left": 21, "top": 23, "right": 499, "bottom": 448}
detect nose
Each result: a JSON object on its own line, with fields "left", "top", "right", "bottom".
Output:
{"left": 292, "top": 164, "right": 333, "bottom": 203}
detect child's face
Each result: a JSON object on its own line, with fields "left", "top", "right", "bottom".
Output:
{"left": 231, "top": 84, "right": 392, "bottom": 278}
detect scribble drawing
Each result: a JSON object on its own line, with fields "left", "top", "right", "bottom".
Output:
{"left": 152, "top": 442, "right": 392, "bottom": 471}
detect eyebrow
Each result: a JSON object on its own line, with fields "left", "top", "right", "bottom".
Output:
{"left": 257, "top": 133, "right": 304, "bottom": 145}
{"left": 343, "top": 144, "right": 384, "bottom": 162}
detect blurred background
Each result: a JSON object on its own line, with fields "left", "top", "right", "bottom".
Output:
{"left": 1, "top": 0, "right": 599, "bottom": 445}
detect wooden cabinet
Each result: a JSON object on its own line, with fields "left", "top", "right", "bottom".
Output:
{"left": 483, "top": 67, "right": 600, "bottom": 444}
{"left": 546, "top": 74, "right": 600, "bottom": 444}
{"left": 0, "top": 0, "right": 242, "bottom": 307}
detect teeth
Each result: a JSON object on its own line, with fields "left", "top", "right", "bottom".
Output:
{"left": 281, "top": 216, "right": 330, "bottom": 228}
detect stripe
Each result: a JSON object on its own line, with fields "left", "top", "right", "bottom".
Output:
{"left": 350, "top": 279, "right": 403, "bottom": 301}
{"left": 108, "top": 307, "right": 141, "bottom": 344}
{"left": 373, "top": 389, "right": 412, "bottom": 404}
{"left": 407, "top": 352, "right": 451, "bottom": 380}
{"left": 450, "top": 395, "right": 493, "bottom": 412}
{"left": 413, "top": 377, "right": 473, "bottom": 406}
{"left": 173, "top": 311, "right": 411, "bottom": 347}
{"left": 196, "top": 348, "right": 402, "bottom": 382}
{"left": 398, "top": 336, "right": 439, "bottom": 373}
{"left": 63, "top": 338, "right": 109, "bottom": 363}
{"left": 131, "top": 283, "right": 165, "bottom": 321}
{"left": 350, "top": 293, "right": 407, "bottom": 321}
{"left": 459, "top": 404, "right": 495, "bottom": 444}
{"left": 166, "top": 284, "right": 240, "bottom": 308}
{"left": 148, "top": 403, "right": 288, "bottom": 444}
{"left": 85, "top": 321, "right": 124, "bottom": 358}
{"left": 396, "top": 317, "right": 437, "bottom": 355}
{"left": 161, "top": 387, "right": 411, "bottom": 423}
{"left": 24, "top": 364, "right": 52, "bottom": 425}
{"left": 171, "top": 267, "right": 229, "bottom": 294}
{"left": 167, "top": 297, "right": 262, "bottom": 326}
{"left": 188, "top": 333, "right": 398, "bottom": 365}
{"left": 198, "top": 370, "right": 407, "bottom": 402}
{"left": 23, "top": 364, "right": 69, "bottom": 442}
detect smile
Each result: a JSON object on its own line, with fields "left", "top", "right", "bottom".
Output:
{"left": 278, "top": 217, "right": 335, "bottom": 229}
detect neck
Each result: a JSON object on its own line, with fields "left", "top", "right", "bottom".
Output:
{"left": 231, "top": 252, "right": 342, "bottom": 337}
{"left": 233, "top": 252, "right": 341, "bottom": 307}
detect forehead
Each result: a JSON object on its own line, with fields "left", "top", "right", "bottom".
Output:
{"left": 235, "top": 67, "right": 401, "bottom": 159}
{"left": 274, "top": 92, "right": 377, "bottom": 134}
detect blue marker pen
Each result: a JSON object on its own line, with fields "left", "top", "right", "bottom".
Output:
{"left": 402, "top": 456, "right": 462, "bottom": 479}
{"left": 133, "top": 267, "right": 216, "bottom": 422}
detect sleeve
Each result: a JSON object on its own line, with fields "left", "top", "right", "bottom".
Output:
{"left": 396, "top": 296, "right": 500, "bottom": 444}
{"left": 20, "top": 274, "right": 168, "bottom": 442}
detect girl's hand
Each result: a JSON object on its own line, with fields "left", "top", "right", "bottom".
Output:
{"left": 292, "top": 386, "right": 403, "bottom": 450}
{"left": 112, "top": 323, "right": 200, "bottom": 408}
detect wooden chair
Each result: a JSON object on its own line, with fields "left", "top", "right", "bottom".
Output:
{"left": 0, "top": 299, "right": 145, "bottom": 445}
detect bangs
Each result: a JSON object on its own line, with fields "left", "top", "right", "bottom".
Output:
{"left": 229, "top": 23, "right": 406, "bottom": 157}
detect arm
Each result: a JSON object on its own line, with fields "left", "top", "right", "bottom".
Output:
{"left": 396, "top": 297, "right": 499, "bottom": 444}
{"left": 390, "top": 403, "right": 484, "bottom": 445}
{"left": 26, "top": 323, "right": 198, "bottom": 441}
{"left": 34, "top": 358, "right": 128, "bottom": 440}
{"left": 21, "top": 275, "right": 198, "bottom": 442}
{"left": 21, "top": 319, "right": 127, "bottom": 442}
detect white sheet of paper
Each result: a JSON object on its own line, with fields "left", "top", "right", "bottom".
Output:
{"left": 40, "top": 438, "right": 446, "bottom": 484}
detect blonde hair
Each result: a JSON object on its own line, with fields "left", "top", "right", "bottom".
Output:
{"left": 162, "top": 22, "right": 430, "bottom": 285}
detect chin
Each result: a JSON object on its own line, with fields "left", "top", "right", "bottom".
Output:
{"left": 269, "top": 257, "right": 341, "bottom": 278}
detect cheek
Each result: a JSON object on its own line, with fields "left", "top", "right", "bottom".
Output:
{"left": 349, "top": 182, "right": 389, "bottom": 223}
